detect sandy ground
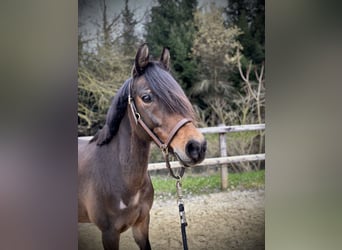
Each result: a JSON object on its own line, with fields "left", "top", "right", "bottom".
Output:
{"left": 78, "top": 189, "right": 264, "bottom": 250}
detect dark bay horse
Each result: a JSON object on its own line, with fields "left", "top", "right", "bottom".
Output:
{"left": 78, "top": 44, "right": 206, "bottom": 250}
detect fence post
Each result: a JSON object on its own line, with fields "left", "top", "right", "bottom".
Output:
{"left": 219, "top": 124, "right": 228, "bottom": 190}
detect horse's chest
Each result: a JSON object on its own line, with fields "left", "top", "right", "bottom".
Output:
{"left": 120, "top": 190, "right": 141, "bottom": 209}
{"left": 114, "top": 191, "right": 150, "bottom": 232}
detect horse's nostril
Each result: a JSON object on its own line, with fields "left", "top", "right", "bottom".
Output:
{"left": 185, "top": 139, "right": 206, "bottom": 163}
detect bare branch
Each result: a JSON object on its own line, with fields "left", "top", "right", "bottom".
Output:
{"left": 237, "top": 50, "right": 248, "bottom": 83}
{"left": 256, "top": 64, "right": 264, "bottom": 107}
{"left": 237, "top": 51, "right": 256, "bottom": 100}
{"left": 107, "top": 13, "right": 121, "bottom": 30}
{"left": 254, "top": 63, "right": 264, "bottom": 84}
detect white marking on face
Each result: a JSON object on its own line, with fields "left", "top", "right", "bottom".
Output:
{"left": 119, "top": 199, "right": 127, "bottom": 209}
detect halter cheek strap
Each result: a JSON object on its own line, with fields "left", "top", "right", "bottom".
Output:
{"left": 128, "top": 94, "right": 191, "bottom": 151}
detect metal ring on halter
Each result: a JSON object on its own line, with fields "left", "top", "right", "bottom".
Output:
{"left": 135, "top": 112, "right": 141, "bottom": 120}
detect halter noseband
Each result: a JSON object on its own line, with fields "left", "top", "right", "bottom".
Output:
{"left": 128, "top": 80, "right": 191, "bottom": 178}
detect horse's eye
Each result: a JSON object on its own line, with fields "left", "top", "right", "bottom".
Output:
{"left": 141, "top": 94, "right": 152, "bottom": 103}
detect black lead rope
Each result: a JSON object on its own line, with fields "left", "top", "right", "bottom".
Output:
{"left": 162, "top": 144, "right": 188, "bottom": 249}
{"left": 176, "top": 179, "right": 189, "bottom": 250}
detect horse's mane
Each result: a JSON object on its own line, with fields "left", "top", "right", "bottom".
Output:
{"left": 90, "top": 79, "right": 131, "bottom": 146}
{"left": 91, "top": 61, "right": 195, "bottom": 146}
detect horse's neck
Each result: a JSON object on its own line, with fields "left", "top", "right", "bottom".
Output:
{"left": 115, "top": 114, "right": 151, "bottom": 188}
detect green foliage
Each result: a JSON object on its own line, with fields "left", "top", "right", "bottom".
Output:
{"left": 192, "top": 5, "right": 242, "bottom": 69}
{"left": 151, "top": 170, "right": 265, "bottom": 197}
{"left": 225, "top": 0, "right": 265, "bottom": 65}
{"left": 191, "top": 3, "right": 242, "bottom": 125}
{"left": 144, "top": 0, "right": 198, "bottom": 91}
{"left": 228, "top": 167, "right": 264, "bottom": 189}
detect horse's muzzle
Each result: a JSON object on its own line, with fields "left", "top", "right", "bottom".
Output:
{"left": 185, "top": 139, "right": 207, "bottom": 165}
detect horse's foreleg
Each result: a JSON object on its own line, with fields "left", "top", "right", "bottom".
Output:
{"left": 101, "top": 229, "right": 120, "bottom": 250}
{"left": 132, "top": 214, "right": 151, "bottom": 250}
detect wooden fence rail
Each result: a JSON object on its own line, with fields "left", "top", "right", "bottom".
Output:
{"left": 148, "top": 154, "right": 265, "bottom": 171}
{"left": 201, "top": 123, "right": 265, "bottom": 189}
{"left": 198, "top": 123, "right": 265, "bottom": 134}
{"left": 78, "top": 124, "right": 265, "bottom": 190}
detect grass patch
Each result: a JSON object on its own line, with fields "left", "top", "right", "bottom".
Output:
{"left": 151, "top": 169, "right": 264, "bottom": 198}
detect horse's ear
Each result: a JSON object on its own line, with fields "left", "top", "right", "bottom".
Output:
{"left": 132, "top": 43, "right": 150, "bottom": 77}
{"left": 160, "top": 47, "right": 170, "bottom": 71}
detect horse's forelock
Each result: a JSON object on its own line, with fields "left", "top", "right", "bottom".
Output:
{"left": 144, "top": 63, "right": 195, "bottom": 120}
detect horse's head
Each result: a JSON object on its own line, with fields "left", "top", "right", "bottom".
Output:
{"left": 129, "top": 44, "right": 206, "bottom": 166}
